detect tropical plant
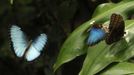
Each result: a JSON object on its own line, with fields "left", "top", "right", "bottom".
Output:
{"left": 54, "top": 0, "right": 134, "bottom": 75}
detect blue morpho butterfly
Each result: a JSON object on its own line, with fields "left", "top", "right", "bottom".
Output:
{"left": 10, "top": 25, "right": 47, "bottom": 61}
{"left": 87, "top": 24, "right": 106, "bottom": 46}
{"left": 105, "top": 13, "right": 125, "bottom": 44}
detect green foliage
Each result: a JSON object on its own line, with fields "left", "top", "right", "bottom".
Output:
{"left": 100, "top": 62, "right": 134, "bottom": 75}
{"left": 79, "top": 20, "right": 134, "bottom": 75}
{"left": 54, "top": 0, "right": 134, "bottom": 75}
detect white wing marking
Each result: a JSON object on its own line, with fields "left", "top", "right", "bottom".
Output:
{"left": 25, "top": 34, "right": 47, "bottom": 61}
{"left": 10, "top": 25, "right": 28, "bottom": 57}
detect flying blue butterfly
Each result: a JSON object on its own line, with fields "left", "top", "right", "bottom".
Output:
{"left": 10, "top": 25, "right": 47, "bottom": 61}
{"left": 105, "top": 13, "right": 125, "bottom": 44}
{"left": 87, "top": 24, "right": 106, "bottom": 46}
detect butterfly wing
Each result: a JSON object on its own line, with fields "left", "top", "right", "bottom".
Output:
{"left": 106, "top": 13, "right": 125, "bottom": 44}
{"left": 25, "top": 33, "right": 47, "bottom": 61}
{"left": 87, "top": 24, "right": 106, "bottom": 46}
{"left": 10, "top": 25, "right": 28, "bottom": 57}
{"left": 109, "top": 13, "right": 124, "bottom": 32}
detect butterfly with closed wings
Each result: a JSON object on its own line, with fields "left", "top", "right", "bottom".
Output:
{"left": 105, "top": 13, "right": 125, "bottom": 44}
{"left": 87, "top": 13, "right": 125, "bottom": 46}
{"left": 10, "top": 25, "right": 47, "bottom": 61}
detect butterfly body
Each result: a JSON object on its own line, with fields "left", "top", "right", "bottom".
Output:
{"left": 105, "top": 13, "right": 125, "bottom": 44}
{"left": 10, "top": 25, "right": 47, "bottom": 61}
{"left": 87, "top": 24, "right": 106, "bottom": 46}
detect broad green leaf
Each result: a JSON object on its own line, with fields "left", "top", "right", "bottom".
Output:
{"left": 117, "top": 20, "right": 134, "bottom": 61}
{"left": 79, "top": 20, "right": 134, "bottom": 75}
{"left": 92, "top": 0, "right": 134, "bottom": 18}
{"left": 54, "top": 0, "right": 134, "bottom": 71}
{"left": 100, "top": 62, "right": 134, "bottom": 75}
{"left": 79, "top": 39, "right": 128, "bottom": 75}
{"left": 92, "top": 3, "right": 116, "bottom": 18}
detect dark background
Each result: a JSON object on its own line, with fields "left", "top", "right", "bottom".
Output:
{"left": 0, "top": 0, "right": 122, "bottom": 75}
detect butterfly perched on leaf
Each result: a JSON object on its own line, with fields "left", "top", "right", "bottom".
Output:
{"left": 87, "top": 24, "right": 106, "bottom": 46}
{"left": 87, "top": 13, "right": 125, "bottom": 46}
{"left": 105, "top": 13, "right": 125, "bottom": 44}
{"left": 10, "top": 25, "right": 47, "bottom": 61}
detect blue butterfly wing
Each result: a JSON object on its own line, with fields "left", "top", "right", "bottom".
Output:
{"left": 87, "top": 28, "right": 106, "bottom": 45}
{"left": 25, "top": 33, "right": 47, "bottom": 61}
{"left": 10, "top": 25, "right": 28, "bottom": 57}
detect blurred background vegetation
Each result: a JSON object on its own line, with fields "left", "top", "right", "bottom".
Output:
{"left": 0, "top": 0, "right": 123, "bottom": 75}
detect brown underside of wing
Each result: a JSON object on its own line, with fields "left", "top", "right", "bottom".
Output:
{"left": 106, "top": 13, "right": 125, "bottom": 44}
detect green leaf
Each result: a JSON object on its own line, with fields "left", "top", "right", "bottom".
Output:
{"left": 92, "top": 3, "right": 116, "bottom": 18}
{"left": 117, "top": 20, "right": 134, "bottom": 61}
{"left": 54, "top": 0, "right": 134, "bottom": 72}
{"left": 92, "top": 0, "right": 134, "bottom": 18}
{"left": 79, "top": 20, "right": 134, "bottom": 75}
{"left": 100, "top": 62, "right": 134, "bottom": 75}
{"left": 79, "top": 39, "right": 128, "bottom": 75}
